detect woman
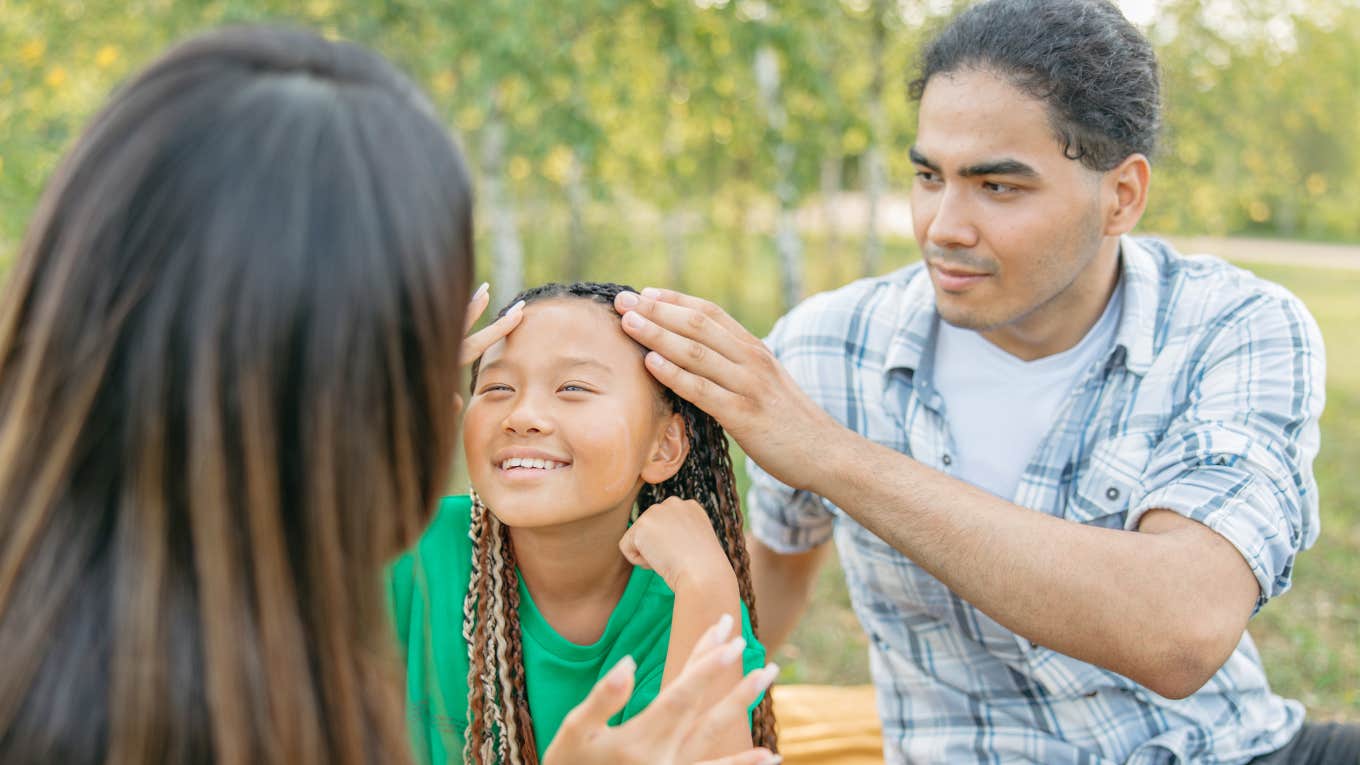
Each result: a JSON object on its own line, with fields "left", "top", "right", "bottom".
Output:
{"left": 0, "top": 26, "right": 773, "bottom": 765}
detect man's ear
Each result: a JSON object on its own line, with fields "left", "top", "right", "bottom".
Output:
{"left": 641, "top": 412, "right": 689, "bottom": 485}
{"left": 1103, "top": 153, "right": 1151, "bottom": 237}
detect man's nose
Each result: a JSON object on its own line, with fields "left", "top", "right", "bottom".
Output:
{"left": 927, "top": 186, "right": 980, "bottom": 250}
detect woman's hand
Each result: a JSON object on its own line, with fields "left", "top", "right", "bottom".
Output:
{"left": 461, "top": 282, "right": 525, "bottom": 366}
{"left": 544, "top": 614, "right": 782, "bottom": 765}
{"left": 618, "top": 497, "right": 733, "bottom": 593}
{"left": 455, "top": 283, "right": 525, "bottom": 414}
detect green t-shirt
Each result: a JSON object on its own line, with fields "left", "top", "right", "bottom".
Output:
{"left": 386, "top": 495, "right": 767, "bottom": 764}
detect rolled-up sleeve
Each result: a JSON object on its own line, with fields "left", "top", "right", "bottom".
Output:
{"left": 747, "top": 457, "right": 835, "bottom": 553}
{"left": 746, "top": 315, "right": 837, "bottom": 553}
{"left": 1125, "top": 293, "right": 1326, "bottom": 612}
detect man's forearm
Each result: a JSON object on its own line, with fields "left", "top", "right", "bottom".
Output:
{"left": 805, "top": 426, "right": 1258, "bottom": 699}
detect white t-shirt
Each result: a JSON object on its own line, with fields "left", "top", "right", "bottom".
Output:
{"left": 932, "top": 281, "right": 1123, "bottom": 500}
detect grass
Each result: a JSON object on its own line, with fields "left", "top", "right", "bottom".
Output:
{"left": 750, "top": 258, "right": 1360, "bottom": 722}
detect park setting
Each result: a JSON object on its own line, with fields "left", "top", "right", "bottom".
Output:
{"left": 1, "top": 0, "right": 1357, "bottom": 761}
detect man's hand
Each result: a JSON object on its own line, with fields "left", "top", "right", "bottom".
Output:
{"left": 544, "top": 614, "right": 782, "bottom": 765}
{"left": 614, "top": 288, "right": 841, "bottom": 491}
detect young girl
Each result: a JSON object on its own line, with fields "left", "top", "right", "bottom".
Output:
{"left": 386, "top": 282, "right": 778, "bottom": 764}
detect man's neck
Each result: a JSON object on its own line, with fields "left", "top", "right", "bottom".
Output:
{"left": 980, "top": 237, "right": 1123, "bottom": 361}
{"left": 508, "top": 506, "right": 635, "bottom": 644}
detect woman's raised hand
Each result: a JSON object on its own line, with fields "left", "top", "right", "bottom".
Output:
{"left": 454, "top": 283, "right": 525, "bottom": 416}
{"left": 543, "top": 614, "right": 781, "bottom": 765}
{"left": 461, "top": 282, "right": 526, "bottom": 366}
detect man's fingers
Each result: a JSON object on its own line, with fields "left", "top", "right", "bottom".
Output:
{"left": 640, "top": 350, "right": 745, "bottom": 418}
{"left": 459, "top": 299, "right": 525, "bottom": 365}
{"left": 464, "top": 281, "right": 490, "bottom": 335}
{"left": 638, "top": 297, "right": 762, "bottom": 368}
{"left": 637, "top": 287, "right": 761, "bottom": 345}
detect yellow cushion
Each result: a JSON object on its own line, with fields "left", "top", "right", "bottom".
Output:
{"left": 771, "top": 685, "right": 884, "bottom": 765}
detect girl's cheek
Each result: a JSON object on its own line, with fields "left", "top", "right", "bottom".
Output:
{"left": 580, "top": 408, "right": 648, "bottom": 498}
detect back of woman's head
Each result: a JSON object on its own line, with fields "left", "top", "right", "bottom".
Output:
{"left": 0, "top": 26, "right": 472, "bottom": 764}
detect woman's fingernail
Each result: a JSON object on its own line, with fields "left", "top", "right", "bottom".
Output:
{"left": 645, "top": 352, "right": 668, "bottom": 369}
{"left": 473, "top": 282, "right": 489, "bottom": 301}
{"left": 755, "top": 663, "right": 780, "bottom": 690}
{"left": 608, "top": 655, "right": 636, "bottom": 688}
{"left": 714, "top": 612, "right": 735, "bottom": 642}
{"left": 759, "top": 754, "right": 783, "bottom": 765}
{"left": 641, "top": 287, "right": 661, "bottom": 299}
{"left": 506, "top": 299, "right": 526, "bottom": 316}
{"left": 720, "top": 637, "right": 746, "bottom": 665}
{"left": 623, "top": 311, "right": 645, "bottom": 329}
{"left": 617, "top": 292, "right": 639, "bottom": 309}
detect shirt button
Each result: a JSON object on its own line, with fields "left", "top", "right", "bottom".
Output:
{"left": 942, "top": 454, "right": 952, "bottom": 466}
{"left": 1105, "top": 486, "right": 1120, "bottom": 501}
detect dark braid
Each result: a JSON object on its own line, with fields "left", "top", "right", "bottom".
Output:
{"left": 637, "top": 380, "right": 779, "bottom": 753}
{"left": 463, "top": 282, "right": 778, "bottom": 761}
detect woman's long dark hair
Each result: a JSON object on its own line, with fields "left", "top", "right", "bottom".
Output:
{"left": 0, "top": 26, "right": 473, "bottom": 765}
{"left": 462, "top": 283, "right": 777, "bottom": 763}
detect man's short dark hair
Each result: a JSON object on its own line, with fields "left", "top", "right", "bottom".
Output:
{"left": 910, "top": 0, "right": 1160, "bottom": 171}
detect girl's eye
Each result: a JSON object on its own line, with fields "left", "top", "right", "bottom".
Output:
{"left": 478, "top": 383, "right": 512, "bottom": 395}
{"left": 559, "top": 383, "right": 593, "bottom": 394}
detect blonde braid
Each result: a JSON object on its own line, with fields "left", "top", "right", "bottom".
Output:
{"left": 464, "top": 490, "right": 539, "bottom": 764}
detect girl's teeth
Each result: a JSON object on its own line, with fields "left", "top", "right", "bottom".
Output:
{"left": 501, "top": 458, "right": 565, "bottom": 470}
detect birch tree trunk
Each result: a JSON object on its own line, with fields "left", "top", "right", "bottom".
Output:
{"left": 663, "top": 210, "right": 687, "bottom": 293}
{"left": 564, "top": 148, "right": 589, "bottom": 281}
{"left": 862, "top": 0, "right": 889, "bottom": 278}
{"left": 821, "top": 154, "right": 842, "bottom": 267}
{"left": 481, "top": 87, "right": 524, "bottom": 307}
{"left": 755, "top": 44, "right": 803, "bottom": 312}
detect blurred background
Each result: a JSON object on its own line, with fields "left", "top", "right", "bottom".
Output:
{"left": 2, "top": 0, "right": 1356, "bottom": 722}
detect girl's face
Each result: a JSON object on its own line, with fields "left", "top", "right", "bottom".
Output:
{"left": 463, "top": 299, "right": 687, "bottom": 528}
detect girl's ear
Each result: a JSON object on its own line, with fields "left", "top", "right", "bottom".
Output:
{"left": 641, "top": 412, "right": 689, "bottom": 485}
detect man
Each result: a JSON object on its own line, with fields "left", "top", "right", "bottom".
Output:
{"left": 613, "top": 0, "right": 1360, "bottom": 761}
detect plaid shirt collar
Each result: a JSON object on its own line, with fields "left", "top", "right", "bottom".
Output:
{"left": 883, "top": 235, "right": 1161, "bottom": 380}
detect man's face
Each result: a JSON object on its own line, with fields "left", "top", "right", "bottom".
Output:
{"left": 910, "top": 68, "right": 1113, "bottom": 344}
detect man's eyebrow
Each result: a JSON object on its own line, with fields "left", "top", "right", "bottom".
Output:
{"left": 910, "top": 146, "right": 1040, "bottom": 179}
{"left": 959, "top": 158, "right": 1039, "bottom": 179}
{"left": 908, "top": 146, "right": 940, "bottom": 171}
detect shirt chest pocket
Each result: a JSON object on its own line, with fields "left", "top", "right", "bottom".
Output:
{"left": 1066, "top": 432, "right": 1156, "bottom": 526}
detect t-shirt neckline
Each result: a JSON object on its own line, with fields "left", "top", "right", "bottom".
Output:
{"left": 516, "top": 563, "right": 655, "bottom": 662}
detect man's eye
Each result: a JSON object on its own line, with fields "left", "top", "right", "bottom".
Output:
{"left": 914, "top": 170, "right": 940, "bottom": 183}
{"left": 984, "top": 181, "right": 1017, "bottom": 193}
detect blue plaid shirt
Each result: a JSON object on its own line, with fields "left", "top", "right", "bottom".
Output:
{"left": 749, "top": 237, "right": 1326, "bottom": 764}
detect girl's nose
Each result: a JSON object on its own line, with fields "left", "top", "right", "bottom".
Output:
{"left": 501, "top": 394, "right": 554, "bottom": 435}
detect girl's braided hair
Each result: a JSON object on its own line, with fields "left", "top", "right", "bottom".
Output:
{"left": 461, "top": 282, "right": 777, "bottom": 763}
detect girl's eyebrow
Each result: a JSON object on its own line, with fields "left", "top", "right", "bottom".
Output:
{"left": 559, "top": 357, "right": 612, "bottom": 375}
{"left": 478, "top": 356, "right": 612, "bottom": 376}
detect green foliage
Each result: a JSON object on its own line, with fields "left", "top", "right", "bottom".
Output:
{"left": 4, "top": 0, "right": 1355, "bottom": 271}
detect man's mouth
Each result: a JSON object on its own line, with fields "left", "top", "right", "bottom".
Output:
{"left": 930, "top": 262, "right": 992, "bottom": 292}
